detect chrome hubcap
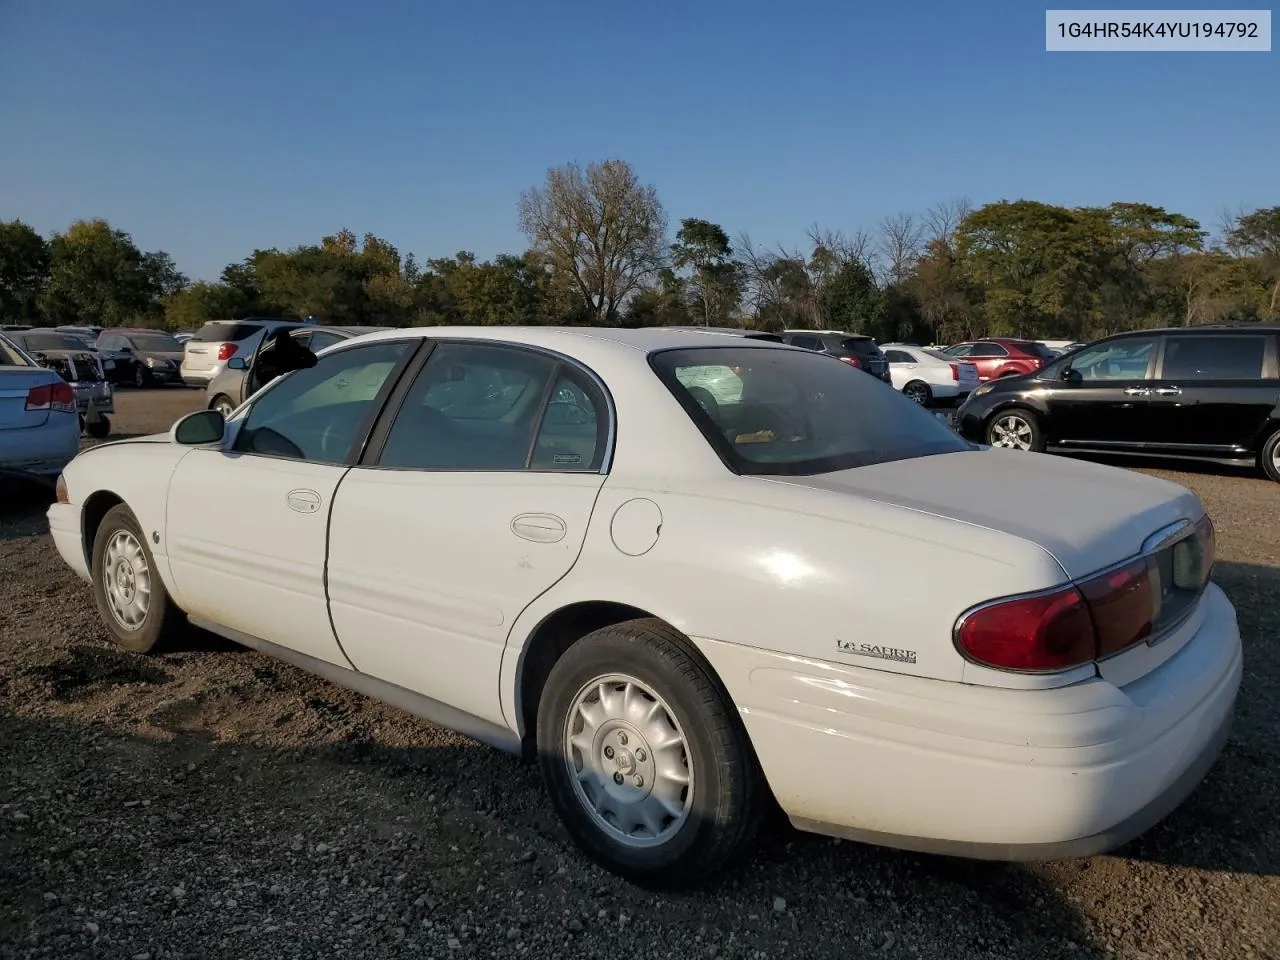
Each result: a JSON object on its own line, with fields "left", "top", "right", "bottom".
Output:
{"left": 564, "top": 674, "right": 693, "bottom": 847}
{"left": 989, "top": 415, "right": 1034, "bottom": 450}
{"left": 216, "top": 400, "right": 234, "bottom": 417}
{"left": 904, "top": 383, "right": 928, "bottom": 404}
{"left": 103, "top": 530, "right": 151, "bottom": 630}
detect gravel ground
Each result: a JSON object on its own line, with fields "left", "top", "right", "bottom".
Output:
{"left": 2, "top": 387, "right": 1277, "bottom": 960}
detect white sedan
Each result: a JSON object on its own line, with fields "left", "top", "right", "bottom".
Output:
{"left": 47, "top": 326, "right": 1241, "bottom": 886}
{"left": 881, "top": 343, "right": 980, "bottom": 404}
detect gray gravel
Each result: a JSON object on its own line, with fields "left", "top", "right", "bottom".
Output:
{"left": 1, "top": 388, "right": 1278, "bottom": 960}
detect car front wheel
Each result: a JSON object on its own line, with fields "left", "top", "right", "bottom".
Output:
{"left": 536, "top": 618, "right": 764, "bottom": 887}
{"left": 133, "top": 365, "right": 148, "bottom": 389}
{"left": 903, "top": 380, "right": 932, "bottom": 405}
{"left": 985, "top": 409, "right": 1044, "bottom": 452}
{"left": 91, "top": 504, "right": 183, "bottom": 653}
{"left": 211, "top": 395, "right": 236, "bottom": 418}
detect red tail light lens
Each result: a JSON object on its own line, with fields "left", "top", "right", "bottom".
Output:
{"left": 26, "top": 381, "right": 77, "bottom": 414}
{"left": 217, "top": 343, "right": 237, "bottom": 361}
{"left": 949, "top": 363, "right": 959, "bottom": 381}
{"left": 956, "top": 515, "right": 1216, "bottom": 672}
{"left": 839, "top": 356, "right": 862, "bottom": 369}
{"left": 956, "top": 586, "right": 1096, "bottom": 671}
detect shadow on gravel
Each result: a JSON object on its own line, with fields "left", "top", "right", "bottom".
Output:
{"left": 0, "top": 481, "right": 54, "bottom": 542}
{"left": 1118, "top": 560, "right": 1280, "bottom": 878}
{"left": 0, "top": 709, "right": 1112, "bottom": 960}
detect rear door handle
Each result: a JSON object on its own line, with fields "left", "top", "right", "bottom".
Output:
{"left": 511, "top": 513, "right": 567, "bottom": 543}
{"left": 1123, "top": 387, "right": 1151, "bottom": 396}
{"left": 286, "top": 488, "right": 322, "bottom": 514}
{"left": 1153, "top": 386, "right": 1181, "bottom": 396}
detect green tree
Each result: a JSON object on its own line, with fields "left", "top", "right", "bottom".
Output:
{"left": 38, "top": 219, "right": 172, "bottom": 326}
{"left": 670, "top": 219, "right": 740, "bottom": 325}
{"left": 0, "top": 220, "right": 51, "bottom": 323}
{"left": 822, "top": 257, "right": 882, "bottom": 334}
{"left": 1226, "top": 206, "right": 1280, "bottom": 316}
{"left": 518, "top": 159, "right": 667, "bottom": 325}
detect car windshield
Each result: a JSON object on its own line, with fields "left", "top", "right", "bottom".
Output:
{"left": 650, "top": 346, "right": 970, "bottom": 476}
{"left": 126, "top": 333, "right": 182, "bottom": 351}
{"left": 18, "top": 333, "right": 90, "bottom": 352}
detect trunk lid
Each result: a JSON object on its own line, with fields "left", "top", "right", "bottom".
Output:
{"left": 0, "top": 368, "right": 57, "bottom": 429}
{"left": 769, "top": 449, "right": 1201, "bottom": 580}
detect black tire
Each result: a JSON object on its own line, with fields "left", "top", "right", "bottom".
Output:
{"left": 903, "top": 380, "right": 932, "bottom": 405}
{"left": 133, "top": 365, "right": 148, "bottom": 389}
{"left": 1259, "top": 428, "right": 1280, "bottom": 483}
{"left": 86, "top": 416, "right": 110, "bottom": 439}
{"left": 536, "top": 618, "right": 764, "bottom": 887}
{"left": 90, "top": 504, "right": 184, "bottom": 653}
{"left": 210, "top": 394, "right": 236, "bottom": 418}
{"left": 985, "top": 407, "right": 1044, "bottom": 452}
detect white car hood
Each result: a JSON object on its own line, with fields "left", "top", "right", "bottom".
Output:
{"left": 769, "top": 449, "right": 1201, "bottom": 579}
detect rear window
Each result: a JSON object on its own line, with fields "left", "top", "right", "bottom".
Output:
{"left": 193, "top": 322, "right": 264, "bottom": 342}
{"left": 840, "top": 337, "right": 881, "bottom": 357}
{"left": 651, "top": 346, "right": 969, "bottom": 476}
{"left": 1018, "top": 341, "right": 1058, "bottom": 359}
{"left": 0, "top": 336, "right": 34, "bottom": 366}
{"left": 17, "top": 333, "right": 91, "bottom": 352}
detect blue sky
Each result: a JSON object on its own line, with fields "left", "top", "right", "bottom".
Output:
{"left": 1, "top": 0, "right": 1276, "bottom": 281}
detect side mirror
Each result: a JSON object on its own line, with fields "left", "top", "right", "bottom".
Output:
{"left": 171, "top": 409, "right": 225, "bottom": 445}
{"left": 227, "top": 356, "right": 248, "bottom": 370}
{"left": 1062, "top": 367, "right": 1083, "bottom": 385}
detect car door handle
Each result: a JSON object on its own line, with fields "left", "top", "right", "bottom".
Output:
{"left": 1153, "top": 386, "right": 1181, "bottom": 396}
{"left": 286, "top": 488, "right": 322, "bottom": 514}
{"left": 511, "top": 513, "right": 567, "bottom": 543}
{"left": 1123, "top": 387, "right": 1151, "bottom": 396}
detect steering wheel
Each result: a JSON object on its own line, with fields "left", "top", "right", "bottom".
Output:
{"left": 546, "top": 400, "right": 593, "bottom": 427}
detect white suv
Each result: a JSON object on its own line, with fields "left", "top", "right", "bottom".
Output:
{"left": 180, "top": 318, "right": 313, "bottom": 387}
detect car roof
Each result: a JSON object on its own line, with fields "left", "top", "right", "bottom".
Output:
{"left": 309, "top": 325, "right": 395, "bottom": 337}
{"left": 344, "top": 325, "right": 803, "bottom": 356}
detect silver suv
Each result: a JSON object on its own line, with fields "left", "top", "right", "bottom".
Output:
{"left": 180, "top": 318, "right": 314, "bottom": 387}
{"left": 204, "top": 325, "right": 391, "bottom": 416}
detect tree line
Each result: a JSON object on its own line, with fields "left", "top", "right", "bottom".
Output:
{"left": 2, "top": 159, "right": 1276, "bottom": 344}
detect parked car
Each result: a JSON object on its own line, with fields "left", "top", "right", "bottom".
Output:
{"left": 0, "top": 333, "right": 81, "bottom": 482}
{"left": 55, "top": 324, "right": 105, "bottom": 341}
{"left": 48, "top": 326, "right": 1240, "bottom": 885}
{"left": 173, "top": 332, "right": 195, "bottom": 344}
{"left": 5, "top": 329, "right": 114, "bottom": 437}
{"left": 180, "top": 318, "right": 312, "bottom": 387}
{"left": 779, "top": 329, "right": 892, "bottom": 382}
{"left": 953, "top": 324, "right": 1280, "bottom": 482}
{"left": 880, "top": 343, "right": 980, "bottom": 405}
{"left": 940, "top": 339, "right": 1056, "bottom": 381}
{"left": 95, "top": 329, "right": 186, "bottom": 388}
{"left": 205, "top": 325, "right": 393, "bottom": 416}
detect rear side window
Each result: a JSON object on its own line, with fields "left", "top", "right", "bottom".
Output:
{"left": 968, "top": 342, "right": 1008, "bottom": 357}
{"left": 193, "top": 322, "right": 263, "bottom": 342}
{"left": 883, "top": 349, "right": 915, "bottom": 364}
{"left": 787, "top": 335, "right": 824, "bottom": 351}
{"left": 840, "top": 337, "right": 879, "bottom": 358}
{"left": 652, "top": 346, "right": 969, "bottom": 476}
{"left": 1162, "top": 336, "right": 1267, "bottom": 381}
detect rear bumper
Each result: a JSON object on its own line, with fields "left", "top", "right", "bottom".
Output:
{"left": 695, "top": 583, "right": 1241, "bottom": 860}
{"left": 1, "top": 415, "right": 81, "bottom": 480}
{"left": 72, "top": 381, "right": 114, "bottom": 414}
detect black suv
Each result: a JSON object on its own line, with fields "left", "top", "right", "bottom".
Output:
{"left": 779, "top": 330, "right": 891, "bottom": 382}
{"left": 953, "top": 324, "right": 1280, "bottom": 482}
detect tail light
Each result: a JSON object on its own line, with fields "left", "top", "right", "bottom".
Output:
{"left": 26, "top": 381, "right": 77, "bottom": 414}
{"left": 839, "top": 356, "right": 862, "bottom": 369}
{"left": 949, "top": 363, "right": 959, "bottom": 381}
{"left": 217, "top": 343, "right": 238, "bottom": 361}
{"left": 955, "top": 516, "right": 1216, "bottom": 672}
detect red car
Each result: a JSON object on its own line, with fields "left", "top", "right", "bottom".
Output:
{"left": 940, "top": 338, "right": 1055, "bottom": 381}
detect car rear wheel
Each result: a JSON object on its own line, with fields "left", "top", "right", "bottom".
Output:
{"left": 1260, "top": 429, "right": 1280, "bottom": 483}
{"left": 91, "top": 504, "right": 183, "bottom": 653}
{"left": 903, "top": 380, "right": 932, "bottom": 405}
{"left": 536, "top": 618, "right": 764, "bottom": 887}
{"left": 986, "top": 409, "right": 1044, "bottom": 452}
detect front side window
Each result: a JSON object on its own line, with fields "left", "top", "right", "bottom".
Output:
{"left": 377, "top": 342, "right": 557, "bottom": 470}
{"left": 968, "top": 342, "right": 1008, "bottom": 357}
{"left": 652, "top": 346, "right": 969, "bottom": 476}
{"left": 232, "top": 341, "right": 410, "bottom": 463}
{"left": 1064, "top": 338, "right": 1156, "bottom": 382}
{"left": 1162, "top": 335, "right": 1267, "bottom": 381}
